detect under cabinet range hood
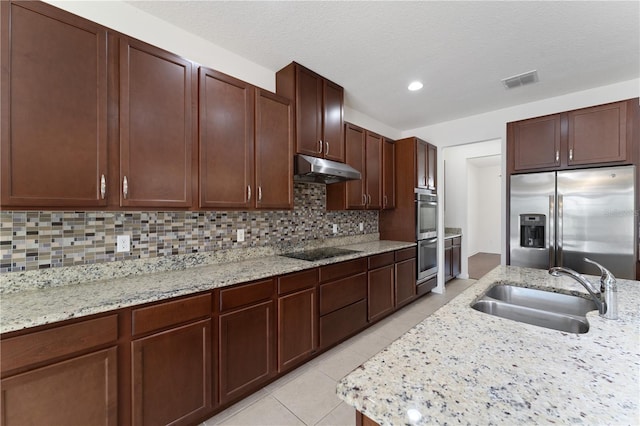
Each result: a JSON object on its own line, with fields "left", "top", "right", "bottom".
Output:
{"left": 293, "top": 154, "right": 361, "bottom": 184}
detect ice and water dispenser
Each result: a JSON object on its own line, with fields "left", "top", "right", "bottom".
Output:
{"left": 520, "top": 214, "right": 545, "bottom": 248}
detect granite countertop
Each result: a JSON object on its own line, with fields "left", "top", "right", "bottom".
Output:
{"left": 337, "top": 265, "right": 640, "bottom": 425}
{"left": 0, "top": 240, "right": 414, "bottom": 334}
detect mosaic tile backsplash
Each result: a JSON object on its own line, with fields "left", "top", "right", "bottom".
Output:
{"left": 0, "top": 183, "right": 378, "bottom": 273}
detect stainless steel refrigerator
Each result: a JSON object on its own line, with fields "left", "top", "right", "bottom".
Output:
{"left": 510, "top": 165, "right": 636, "bottom": 279}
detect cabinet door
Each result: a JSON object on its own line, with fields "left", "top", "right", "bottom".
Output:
{"left": 452, "top": 244, "right": 461, "bottom": 278}
{"left": 416, "top": 140, "right": 428, "bottom": 188}
{"left": 509, "top": 114, "right": 561, "bottom": 171}
{"left": 255, "top": 89, "right": 293, "bottom": 209}
{"left": 120, "top": 38, "right": 194, "bottom": 207}
{"left": 368, "top": 265, "right": 394, "bottom": 322}
{"left": 295, "top": 66, "right": 323, "bottom": 156}
{"left": 568, "top": 101, "right": 629, "bottom": 166}
{"left": 1, "top": 347, "right": 117, "bottom": 426}
{"left": 199, "top": 68, "right": 254, "bottom": 209}
{"left": 395, "top": 258, "right": 416, "bottom": 308}
{"left": 382, "top": 138, "right": 395, "bottom": 209}
{"left": 444, "top": 247, "right": 453, "bottom": 282}
{"left": 323, "top": 80, "right": 345, "bottom": 162}
{"left": 219, "top": 300, "right": 275, "bottom": 405}
{"left": 131, "top": 320, "right": 212, "bottom": 426}
{"left": 345, "top": 123, "right": 367, "bottom": 209}
{"left": 427, "top": 144, "right": 437, "bottom": 192}
{"left": 365, "top": 131, "right": 382, "bottom": 209}
{"left": 277, "top": 288, "right": 317, "bottom": 372}
{"left": 1, "top": 2, "right": 108, "bottom": 207}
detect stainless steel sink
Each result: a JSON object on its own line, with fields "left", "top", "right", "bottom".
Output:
{"left": 472, "top": 284, "right": 597, "bottom": 333}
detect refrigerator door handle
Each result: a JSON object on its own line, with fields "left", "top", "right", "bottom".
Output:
{"left": 549, "top": 195, "right": 555, "bottom": 268}
{"left": 557, "top": 194, "right": 563, "bottom": 266}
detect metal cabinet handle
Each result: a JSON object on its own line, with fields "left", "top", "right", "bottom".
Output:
{"left": 367, "top": 194, "right": 371, "bottom": 205}
{"left": 362, "top": 193, "right": 366, "bottom": 205}
{"left": 100, "top": 174, "right": 106, "bottom": 199}
{"left": 555, "top": 150, "right": 560, "bottom": 162}
{"left": 569, "top": 148, "right": 573, "bottom": 161}
{"left": 258, "top": 186, "right": 262, "bottom": 202}
{"left": 325, "top": 141, "right": 329, "bottom": 156}
{"left": 123, "top": 176, "right": 128, "bottom": 199}
{"left": 247, "top": 185, "right": 252, "bottom": 201}
{"left": 384, "top": 195, "right": 388, "bottom": 207}
{"left": 318, "top": 140, "right": 323, "bottom": 154}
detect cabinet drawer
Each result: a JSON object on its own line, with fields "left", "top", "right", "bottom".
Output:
{"left": 394, "top": 247, "right": 416, "bottom": 262}
{"left": 368, "top": 252, "right": 394, "bottom": 270}
{"left": 278, "top": 269, "right": 318, "bottom": 295}
{"left": 319, "top": 273, "right": 366, "bottom": 316}
{"left": 1, "top": 314, "right": 118, "bottom": 374}
{"left": 445, "top": 238, "right": 453, "bottom": 248}
{"left": 319, "top": 258, "right": 367, "bottom": 283}
{"left": 452, "top": 237, "right": 462, "bottom": 246}
{"left": 132, "top": 293, "right": 211, "bottom": 337}
{"left": 319, "top": 300, "right": 367, "bottom": 349}
{"left": 220, "top": 279, "right": 274, "bottom": 312}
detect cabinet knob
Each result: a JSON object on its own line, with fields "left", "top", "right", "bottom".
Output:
{"left": 100, "top": 174, "right": 106, "bottom": 199}
{"left": 318, "top": 140, "right": 323, "bottom": 154}
{"left": 123, "top": 176, "right": 128, "bottom": 199}
{"left": 247, "top": 185, "right": 252, "bottom": 202}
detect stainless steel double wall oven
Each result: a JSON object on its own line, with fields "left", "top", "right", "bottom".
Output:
{"left": 416, "top": 189, "right": 438, "bottom": 283}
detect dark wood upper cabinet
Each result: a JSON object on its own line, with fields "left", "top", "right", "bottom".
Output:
{"left": 119, "top": 38, "right": 195, "bottom": 208}
{"left": 567, "top": 100, "right": 629, "bottom": 166}
{"left": 345, "top": 123, "right": 367, "bottom": 209}
{"left": 255, "top": 89, "right": 294, "bottom": 209}
{"left": 276, "top": 62, "right": 345, "bottom": 162}
{"left": 326, "top": 124, "right": 385, "bottom": 210}
{"left": 416, "top": 138, "right": 437, "bottom": 191}
{"left": 382, "top": 138, "right": 396, "bottom": 210}
{"left": 198, "top": 68, "right": 254, "bottom": 209}
{"left": 1, "top": 1, "right": 108, "bottom": 207}
{"left": 507, "top": 98, "right": 636, "bottom": 173}
{"left": 508, "top": 114, "right": 562, "bottom": 172}
{"left": 427, "top": 143, "right": 437, "bottom": 192}
{"left": 365, "top": 131, "right": 383, "bottom": 209}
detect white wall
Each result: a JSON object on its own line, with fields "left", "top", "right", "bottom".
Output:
{"left": 443, "top": 141, "right": 501, "bottom": 280}
{"left": 467, "top": 162, "right": 501, "bottom": 256}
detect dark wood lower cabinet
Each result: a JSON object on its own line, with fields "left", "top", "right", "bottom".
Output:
{"left": 367, "top": 264, "right": 395, "bottom": 322}
{"left": 218, "top": 300, "right": 275, "bottom": 405}
{"left": 278, "top": 287, "right": 317, "bottom": 372}
{"left": 131, "top": 319, "right": 212, "bottom": 426}
{"left": 1, "top": 347, "right": 118, "bottom": 426}
{"left": 1, "top": 248, "right": 436, "bottom": 424}
{"left": 444, "top": 236, "right": 462, "bottom": 283}
{"left": 395, "top": 257, "right": 416, "bottom": 308}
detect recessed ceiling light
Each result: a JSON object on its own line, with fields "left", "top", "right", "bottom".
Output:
{"left": 408, "top": 81, "right": 423, "bottom": 91}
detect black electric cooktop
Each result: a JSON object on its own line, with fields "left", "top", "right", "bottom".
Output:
{"left": 281, "top": 247, "right": 361, "bottom": 261}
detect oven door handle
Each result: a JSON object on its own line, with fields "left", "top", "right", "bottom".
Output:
{"left": 420, "top": 237, "right": 438, "bottom": 244}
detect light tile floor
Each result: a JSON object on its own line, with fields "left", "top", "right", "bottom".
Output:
{"left": 202, "top": 278, "right": 477, "bottom": 426}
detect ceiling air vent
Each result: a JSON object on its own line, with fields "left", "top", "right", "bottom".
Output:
{"left": 501, "top": 70, "right": 539, "bottom": 89}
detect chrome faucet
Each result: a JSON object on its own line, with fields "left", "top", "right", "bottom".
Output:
{"left": 549, "top": 258, "right": 618, "bottom": 319}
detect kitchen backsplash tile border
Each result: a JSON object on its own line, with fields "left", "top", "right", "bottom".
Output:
{"left": 1, "top": 183, "right": 378, "bottom": 275}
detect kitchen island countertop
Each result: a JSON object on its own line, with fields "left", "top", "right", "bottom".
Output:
{"left": 0, "top": 240, "right": 414, "bottom": 334}
{"left": 337, "top": 265, "right": 640, "bottom": 425}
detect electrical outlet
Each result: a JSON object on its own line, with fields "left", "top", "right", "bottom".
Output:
{"left": 359, "top": 222, "right": 364, "bottom": 232}
{"left": 237, "top": 229, "right": 245, "bottom": 242}
{"left": 332, "top": 224, "right": 338, "bottom": 234}
{"left": 116, "top": 235, "right": 130, "bottom": 253}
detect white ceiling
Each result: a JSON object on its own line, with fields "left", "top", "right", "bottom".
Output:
{"left": 126, "top": 1, "right": 639, "bottom": 132}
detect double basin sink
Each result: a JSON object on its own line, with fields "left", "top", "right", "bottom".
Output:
{"left": 472, "top": 284, "right": 597, "bottom": 333}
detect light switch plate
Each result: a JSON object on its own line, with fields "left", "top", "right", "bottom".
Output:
{"left": 116, "top": 235, "right": 130, "bottom": 253}
{"left": 237, "top": 229, "right": 245, "bottom": 242}
{"left": 359, "top": 222, "right": 364, "bottom": 232}
{"left": 332, "top": 224, "right": 338, "bottom": 234}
